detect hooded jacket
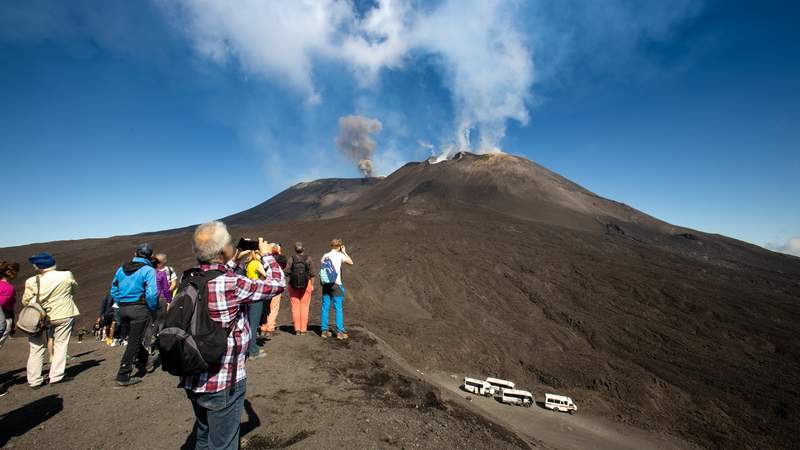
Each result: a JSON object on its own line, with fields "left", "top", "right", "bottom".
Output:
{"left": 110, "top": 256, "right": 158, "bottom": 311}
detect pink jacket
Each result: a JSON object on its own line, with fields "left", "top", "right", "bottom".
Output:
{"left": 0, "top": 279, "right": 16, "bottom": 315}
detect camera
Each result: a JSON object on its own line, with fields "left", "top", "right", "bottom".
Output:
{"left": 236, "top": 238, "right": 260, "bottom": 251}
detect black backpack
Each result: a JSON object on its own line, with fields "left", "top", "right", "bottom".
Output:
{"left": 289, "top": 255, "right": 310, "bottom": 289}
{"left": 158, "top": 268, "right": 231, "bottom": 376}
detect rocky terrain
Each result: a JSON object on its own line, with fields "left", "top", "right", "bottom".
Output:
{"left": 1, "top": 152, "right": 798, "bottom": 449}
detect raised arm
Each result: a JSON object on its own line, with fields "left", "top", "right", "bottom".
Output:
{"left": 234, "top": 254, "right": 285, "bottom": 303}
{"left": 341, "top": 246, "right": 353, "bottom": 265}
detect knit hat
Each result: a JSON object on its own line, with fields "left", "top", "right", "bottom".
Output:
{"left": 29, "top": 252, "right": 56, "bottom": 270}
{"left": 136, "top": 243, "right": 154, "bottom": 258}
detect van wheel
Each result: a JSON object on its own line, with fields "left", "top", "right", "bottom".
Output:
{"left": 568, "top": 410, "right": 575, "bottom": 415}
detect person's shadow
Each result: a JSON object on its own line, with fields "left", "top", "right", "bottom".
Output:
{"left": 0, "top": 367, "right": 26, "bottom": 390}
{"left": 180, "top": 400, "right": 260, "bottom": 450}
{"left": 241, "top": 400, "right": 261, "bottom": 437}
{"left": 0, "top": 394, "right": 64, "bottom": 446}
{"left": 0, "top": 358, "right": 103, "bottom": 390}
{"left": 278, "top": 324, "right": 323, "bottom": 336}
{"left": 65, "top": 358, "right": 104, "bottom": 378}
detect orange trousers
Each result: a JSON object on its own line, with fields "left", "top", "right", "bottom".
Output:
{"left": 289, "top": 282, "right": 314, "bottom": 333}
{"left": 262, "top": 294, "right": 282, "bottom": 332}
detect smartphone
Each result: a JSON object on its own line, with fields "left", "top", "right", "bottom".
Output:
{"left": 236, "top": 238, "right": 260, "bottom": 251}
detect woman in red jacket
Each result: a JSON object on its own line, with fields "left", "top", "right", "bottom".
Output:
{"left": 0, "top": 260, "right": 19, "bottom": 350}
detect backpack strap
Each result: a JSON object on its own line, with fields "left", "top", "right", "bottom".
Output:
{"left": 34, "top": 274, "right": 49, "bottom": 310}
{"left": 35, "top": 275, "right": 48, "bottom": 337}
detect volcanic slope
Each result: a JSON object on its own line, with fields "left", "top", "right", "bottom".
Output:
{"left": 1, "top": 152, "right": 798, "bottom": 449}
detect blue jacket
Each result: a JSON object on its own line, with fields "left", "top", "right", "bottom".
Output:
{"left": 110, "top": 257, "right": 158, "bottom": 311}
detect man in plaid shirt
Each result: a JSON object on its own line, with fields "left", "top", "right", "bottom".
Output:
{"left": 183, "top": 221, "right": 285, "bottom": 450}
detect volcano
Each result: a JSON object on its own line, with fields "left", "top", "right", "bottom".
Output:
{"left": 1, "top": 152, "right": 798, "bottom": 449}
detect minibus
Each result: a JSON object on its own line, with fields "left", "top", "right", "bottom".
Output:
{"left": 463, "top": 377, "right": 495, "bottom": 396}
{"left": 500, "top": 389, "right": 534, "bottom": 407}
{"left": 545, "top": 393, "right": 577, "bottom": 414}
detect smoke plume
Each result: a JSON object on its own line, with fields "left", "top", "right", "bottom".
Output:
{"left": 335, "top": 115, "right": 382, "bottom": 177}
{"left": 157, "top": 0, "right": 533, "bottom": 158}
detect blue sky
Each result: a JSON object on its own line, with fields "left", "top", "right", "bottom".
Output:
{"left": 0, "top": 0, "right": 798, "bottom": 254}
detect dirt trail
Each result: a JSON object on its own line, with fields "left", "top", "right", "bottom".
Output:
{"left": 356, "top": 326, "right": 699, "bottom": 450}
{"left": 0, "top": 327, "right": 530, "bottom": 450}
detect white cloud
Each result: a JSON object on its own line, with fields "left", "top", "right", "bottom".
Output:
{"left": 156, "top": 0, "right": 352, "bottom": 103}
{"left": 767, "top": 236, "right": 800, "bottom": 257}
{"left": 157, "top": 0, "right": 534, "bottom": 155}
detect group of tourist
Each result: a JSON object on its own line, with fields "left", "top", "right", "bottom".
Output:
{"left": 0, "top": 219, "right": 355, "bottom": 449}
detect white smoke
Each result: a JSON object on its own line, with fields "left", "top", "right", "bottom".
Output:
{"left": 410, "top": 0, "right": 532, "bottom": 155}
{"left": 767, "top": 236, "right": 800, "bottom": 257}
{"left": 156, "top": 0, "right": 533, "bottom": 156}
{"left": 335, "top": 115, "right": 382, "bottom": 177}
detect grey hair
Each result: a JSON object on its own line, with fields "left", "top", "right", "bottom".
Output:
{"left": 193, "top": 221, "right": 232, "bottom": 263}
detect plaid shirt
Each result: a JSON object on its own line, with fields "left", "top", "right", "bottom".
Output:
{"left": 180, "top": 255, "right": 285, "bottom": 393}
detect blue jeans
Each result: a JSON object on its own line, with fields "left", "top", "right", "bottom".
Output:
{"left": 186, "top": 379, "right": 247, "bottom": 450}
{"left": 320, "top": 284, "right": 346, "bottom": 333}
{"left": 247, "top": 302, "right": 264, "bottom": 356}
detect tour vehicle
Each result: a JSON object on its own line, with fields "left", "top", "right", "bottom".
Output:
{"left": 500, "top": 389, "right": 534, "bottom": 407}
{"left": 462, "top": 377, "right": 495, "bottom": 396}
{"left": 545, "top": 393, "right": 577, "bottom": 414}
{"left": 485, "top": 377, "right": 515, "bottom": 394}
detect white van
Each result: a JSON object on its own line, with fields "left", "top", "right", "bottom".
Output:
{"left": 500, "top": 389, "right": 534, "bottom": 407}
{"left": 485, "top": 377, "right": 515, "bottom": 395}
{"left": 463, "top": 377, "right": 495, "bottom": 396}
{"left": 545, "top": 393, "right": 577, "bottom": 414}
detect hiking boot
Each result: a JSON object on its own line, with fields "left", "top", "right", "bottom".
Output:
{"left": 336, "top": 332, "right": 349, "bottom": 340}
{"left": 263, "top": 331, "right": 273, "bottom": 339}
{"left": 117, "top": 377, "right": 142, "bottom": 387}
{"left": 320, "top": 331, "right": 332, "bottom": 338}
{"left": 29, "top": 383, "right": 45, "bottom": 390}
